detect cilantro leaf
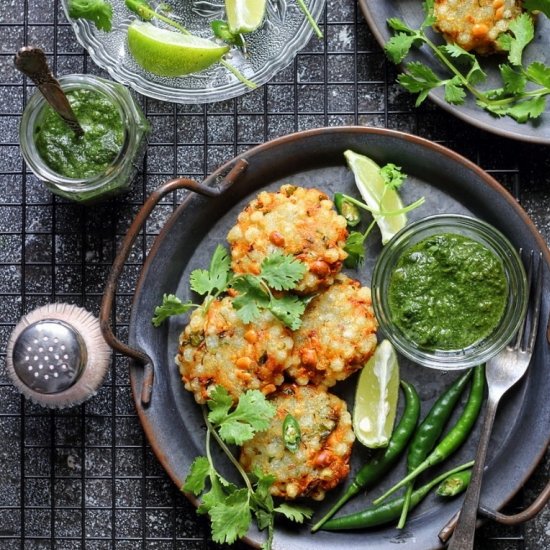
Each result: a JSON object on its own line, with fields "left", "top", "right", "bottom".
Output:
{"left": 230, "top": 253, "right": 307, "bottom": 329}
{"left": 183, "top": 457, "right": 211, "bottom": 495}
{"left": 504, "top": 13, "right": 535, "bottom": 66}
{"left": 259, "top": 252, "right": 307, "bottom": 291}
{"left": 380, "top": 163, "right": 407, "bottom": 191}
{"left": 441, "top": 43, "right": 476, "bottom": 63}
{"left": 398, "top": 62, "right": 442, "bottom": 106}
{"left": 344, "top": 231, "right": 366, "bottom": 268}
{"left": 209, "top": 489, "right": 252, "bottom": 544}
{"left": 152, "top": 294, "right": 194, "bottom": 327}
{"left": 255, "top": 509, "right": 273, "bottom": 531}
{"left": 439, "top": 44, "right": 486, "bottom": 85}
{"left": 251, "top": 468, "right": 276, "bottom": 503}
{"left": 445, "top": 76, "right": 467, "bottom": 104}
{"left": 68, "top": 0, "right": 113, "bottom": 32}
{"left": 525, "top": 61, "right": 550, "bottom": 88}
{"left": 189, "top": 244, "right": 230, "bottom": 296}
{"left": 524, "top": 0, "right": 550, "bottom": 18}
{"left": 268, "top": 294, "right": 307, "bottom": 330}
{"left": 232, "top": 275, "right": 270, "bottom": 325}
{"left": 197, "top": 475, "right": 231, "bottom": 515}
{"left": 213, "top": 389, "right": 276, "bottom": 445}
{"left": 502, "top": 96, "right": 547, "bottom": 122}
{"left": 274, "top": 503, "right": 314, "bottom": 523}
{"left": 206, "top": 385, "right": 234, "bottom": 424}
{"left": 387, "top": 18, "right": 416, "bottom": 35}
{"left": 384, "top": 33, "right": 419, "bottom": 64}
{"left": 500, "top": 64, "right": 527, "bottom": 94}
{"left": 422, "top": 0, "right": 436, "bottom": 27}
{"left": 233, "top": 298, "right": 263, "bottom": 325}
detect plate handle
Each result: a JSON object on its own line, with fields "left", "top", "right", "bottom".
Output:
{"left": 438, "top": 476, "right": 550, "bottom": 543}
{"left": 99, "top": 159, "right": 249, "bottom": 406}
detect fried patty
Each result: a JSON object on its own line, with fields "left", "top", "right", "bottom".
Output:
{"left": 239, "top": 384, "right": 355, "bottom": 500}
{"left": 286, "top": 274, "right": 378, "bottom": 387}
{"left": 434, "top": 0, "right": 523, "bottom": 54}
{"left": 227, "top": 185, "right": 349, "bottom": 294}
{"left": 175, "top": 296, "right": 293, "bottom": 404}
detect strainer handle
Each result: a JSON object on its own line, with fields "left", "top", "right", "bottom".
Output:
{"left": 99, "top": 159, "right": 248, "bottom": 406}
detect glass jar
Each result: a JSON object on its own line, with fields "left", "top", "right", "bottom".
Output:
{"left": 372, "top": 214, "right": 528, "bottom": 370}
{"left": 20, "top": 74, "right": 150, "bottom": 204}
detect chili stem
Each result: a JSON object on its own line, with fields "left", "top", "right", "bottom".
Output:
{"left": 321, "top": 460, "right": 475, "bottom": 531}
{"left": 397, "top": 483, "right": 414, "bottom": 529}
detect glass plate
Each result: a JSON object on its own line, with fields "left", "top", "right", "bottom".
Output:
{"left": 61, "top": 0, "right": 325, "bottom": 103}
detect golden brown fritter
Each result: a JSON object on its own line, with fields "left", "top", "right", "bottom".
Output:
{"left": 286, "top": 274, "right": 378, "bottom": 387}
{"left": 227, "top": 185, "right": 349, "bottom": 294}
{"left": 175, "top": 296, "right": 294, "bottom": 404}
{"left": 434, "top": 0, "right": 524, "bottom": 54}
{"left": 239, "top": 384, "right": 355, "bottom": 500}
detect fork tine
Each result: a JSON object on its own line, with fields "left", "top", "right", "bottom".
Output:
{"left": 513, "top": 249, "right": 533, "bottom": 351}
{"left": 527, "top": 252, "right": 543, "bottom": 354}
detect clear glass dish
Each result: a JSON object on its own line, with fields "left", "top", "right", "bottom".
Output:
{"left": 371, "top": 214, "right": 528, "bottom": 370}
{"left": 20, "top": 74, "right": 150, "bottom": 203}
{"left": 61, "top": 0, "right": 326, "bottom": 104}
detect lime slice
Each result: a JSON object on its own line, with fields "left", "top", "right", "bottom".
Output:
{"left": 344, "top": 150, "right": 407, "bottom": 244}
{"left": 353, "top": 340, "right": 400, "bottom": 448}
{"left": 226, "top": 0, "right": 267, "bottom": 34}
{"left": 127, "top": 21, "right": 229, "bottom": 77}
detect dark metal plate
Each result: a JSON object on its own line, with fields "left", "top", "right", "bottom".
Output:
{"left": 128, "top": 127, "right": 550, "bottom": 549}
{"left": 357, "top": 0, "right": 550, "bottom": 144}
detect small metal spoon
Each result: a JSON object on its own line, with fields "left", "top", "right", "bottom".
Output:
{"left": 15, "top": 46, "right": 84, "bottom": 137}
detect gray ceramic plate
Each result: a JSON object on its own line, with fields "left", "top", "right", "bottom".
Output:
{"left": 358, "top": 1, "right": 550, "bottom": 144}
{"left": 127, "top": 127, "right": 550, "bottom": 549}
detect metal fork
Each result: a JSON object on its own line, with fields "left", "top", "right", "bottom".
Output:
{"left": 447, "top": 251, "right": 544, "bottom": 550}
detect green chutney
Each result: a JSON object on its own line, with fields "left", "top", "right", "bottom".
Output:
{"left": 388, "top": 233, "right": 508, "bottom": 350}
{"left": 35, "top": 88, "right": 124, "bottom": 179}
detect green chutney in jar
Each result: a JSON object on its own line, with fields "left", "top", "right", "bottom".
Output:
{"left": 34, "top": 88, "right": 124, "bottom": 179}
{"left": 388, "top": 233, "right": 508, "bottom": 350}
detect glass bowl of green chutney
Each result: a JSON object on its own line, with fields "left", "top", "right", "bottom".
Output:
{"left": 371, "top": 214, "right": 528, "bottom": 370}
{"left": 20, "top": 74, "right": 150, "bottom": 204}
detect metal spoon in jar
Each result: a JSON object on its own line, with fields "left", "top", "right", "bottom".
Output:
{"left": 14, "top": 46, "right": 84, "bottom": 137}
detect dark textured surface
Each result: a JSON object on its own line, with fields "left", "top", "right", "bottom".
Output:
{"left": 0, "top": 1, "right": 548, "bottom": 549}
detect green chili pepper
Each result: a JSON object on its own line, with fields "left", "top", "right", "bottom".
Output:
{"left": 311, "top": 380, "right": 420, "bottom": 533}
{"left": 334, "top": 193, "right": 361, "bottom": 227}
{"left": 397, "top": 369, "right": 473, "bottom": 528}
{"left": 436, "top": 468, "right": 472, "bottom": 497}
{"left": 283, "top": 413, "right": 301, "bottom": 452}
{"left": 373, "top": 364, "right": 485, "bottom": 506}
{"left": 321, "top": 460, "right": 474, "bottom": 531}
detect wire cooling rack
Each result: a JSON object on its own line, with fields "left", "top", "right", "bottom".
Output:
{"left": 0, "top": 1, "right": 549, "bottom": 548}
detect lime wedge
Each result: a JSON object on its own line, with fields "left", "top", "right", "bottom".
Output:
{"left": 353, "top": 340, "right": 400, "bottom": 448}
{"left": 226, "top": 0, "right": 267, "bottom": 34}
{"left": 127, "top": 21, "right": 229, "bottom": 77}
{"left": 344, "top": 149, "right": 407, "bottom": 244}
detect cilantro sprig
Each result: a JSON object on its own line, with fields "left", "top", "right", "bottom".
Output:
{"left": 184, "top": 387, "right": 313, "bottom": 548}
{"left": 384, "top": 2, "right": 550, "bottom": 122}
{"left": 152, "top": 246, "right": 308, "bottom": 330}
{"left": 341, "top": 163, "right": 425, "bottom": 267}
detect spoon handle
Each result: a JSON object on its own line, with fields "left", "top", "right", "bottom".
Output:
{"left": 15, "top": 46, "right": 84, "bottom": 137}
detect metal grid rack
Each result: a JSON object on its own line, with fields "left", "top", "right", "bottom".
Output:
{"left": 0, "top": 0, "right": 549, "bottom": 548}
